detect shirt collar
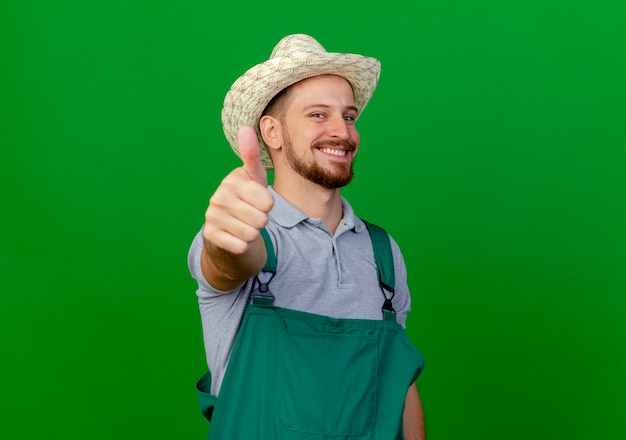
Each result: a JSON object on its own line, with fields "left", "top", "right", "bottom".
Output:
{"left": 268, "top": 186, "right": 366, "bottom": 233}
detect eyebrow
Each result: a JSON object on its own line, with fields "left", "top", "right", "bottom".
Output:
{"left": 302, "top": 104, "right": 359, "bottom": 113}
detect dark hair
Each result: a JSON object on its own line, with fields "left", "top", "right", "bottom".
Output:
{"left": 261, "top": 85, "right": 292, "bottom": 120}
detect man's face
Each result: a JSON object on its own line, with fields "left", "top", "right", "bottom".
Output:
{"left": 279, "top": 75, "right": 360, "bottom": 189}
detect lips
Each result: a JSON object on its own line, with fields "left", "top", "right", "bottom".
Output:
{"left": 312, "top": 140, "right": 357, "bottom": 158}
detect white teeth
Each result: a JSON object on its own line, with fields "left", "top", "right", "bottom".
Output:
{"left": 320, "top": 148, "right": 347, "bottom": 156}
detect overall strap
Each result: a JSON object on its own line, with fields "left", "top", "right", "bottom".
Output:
{"left": 256, "top": 224, "right": 397, "bottom": 319}
{"left": 260, "top": 228, "right": 277, "bottom": 273}
{"left": 362, "top": 219, "right": 397, "bottom": 320}
{"left": 251, "top": 229, "right": 276, "bottom": 305}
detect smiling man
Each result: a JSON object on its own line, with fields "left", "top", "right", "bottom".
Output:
{"left": 189, "top": 34, "right": 426, "bottom": 439}
{"left": 264, "top": 75, "right": 359, "bottom": 192}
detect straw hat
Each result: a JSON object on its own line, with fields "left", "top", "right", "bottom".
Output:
{"left": 221, "top": 34, "right": 381, "bottom": 169}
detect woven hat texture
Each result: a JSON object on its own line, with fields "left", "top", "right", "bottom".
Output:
{"left": 221, "top": 34, "right": 381, "bottom": 169}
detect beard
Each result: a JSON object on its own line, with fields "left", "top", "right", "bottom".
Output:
{"left": 283, "top": 130, "right": 357, "bottom": 189}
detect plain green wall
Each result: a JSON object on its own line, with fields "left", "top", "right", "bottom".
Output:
{"left": 2, "top": 0, "right": 625, "bottom": 438}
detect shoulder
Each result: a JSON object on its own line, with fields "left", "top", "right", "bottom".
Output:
{"left": 357, "top": 219, "right": 407, "bottom": 266}
{"left": 357, "top": 219, "right": 412, "bottom": 324}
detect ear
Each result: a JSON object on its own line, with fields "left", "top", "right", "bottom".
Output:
{"left": 259, "top": 115, "right": 283, "bottom": 151}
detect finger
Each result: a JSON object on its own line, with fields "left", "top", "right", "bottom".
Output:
{"left": 214, "top": 170, "right": 274, "bottom": 214}
{"left": 203, "top": 222, "right": 255, "bottom": 255}
{"left": 207, "top": 190, "right": 270, "bottom": 232}
{"left": 238, "top": 126, "right": 267, "bottom": 187}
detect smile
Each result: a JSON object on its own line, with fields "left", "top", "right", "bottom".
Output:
{"left": 319, "top": 148, "right": 348, "bottom": 157}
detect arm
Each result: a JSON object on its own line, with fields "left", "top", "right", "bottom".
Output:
{"left": 403, "top": 383, "right": 426, "bottom": 440}
{"left": 201, "top": 126, "right": 274, "bottom": 291}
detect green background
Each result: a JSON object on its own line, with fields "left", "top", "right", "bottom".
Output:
{"left": 2, "top": 0, "right": 625, "bottom": 438}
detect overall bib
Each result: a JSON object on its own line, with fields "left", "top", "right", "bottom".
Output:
{"left": 196, "top": 221, "right": 425, "bottom": 439}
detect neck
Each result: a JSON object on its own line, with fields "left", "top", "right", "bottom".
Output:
{"left": 273, "top": 174, "right": 344, "bottom": 234}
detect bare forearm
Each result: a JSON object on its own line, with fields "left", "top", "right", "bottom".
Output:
{"left": 403, "top": 383, "right": 425, "bottom": 440}
{"left": 201, "top": 234, "right": 266, "bottom": 291}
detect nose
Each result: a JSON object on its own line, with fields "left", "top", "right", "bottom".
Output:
{"left": 327, "top": 115, "right": 351, "bottom": 140}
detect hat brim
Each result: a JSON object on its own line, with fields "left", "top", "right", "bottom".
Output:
{"left": 222, "top": 52, "right": 381, "bottom": 170}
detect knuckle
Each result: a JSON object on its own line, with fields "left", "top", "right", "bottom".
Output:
{"left": 226, "top": 239, "right": 247, "bottom": 256}
{"left": 253, "top": 212, "right": 270, "bottom": 230}
{"left": 241, "top": 228, "right": 259, "bottom": 245}
{"left": 202, "top": 223, "right": 219, "bottom": 243}
{"left": 260, "top": 194, "right": 274, "bottom": 212}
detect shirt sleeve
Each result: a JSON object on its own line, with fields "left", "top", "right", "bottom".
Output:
{"left": 187, "top": 228, "right": 240, "bottom": 300}
{"left": 388, "top": 235, "right": 412, "bottom": 328}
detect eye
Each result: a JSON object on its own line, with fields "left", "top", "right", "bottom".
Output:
{"left": 343, "top": 114, "right": 356, "bottom": 122}
{"left": 311, "top": 113, "right": 325, "bottom": 119}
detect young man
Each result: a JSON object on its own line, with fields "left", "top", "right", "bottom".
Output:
{"left": 189, "top": 34, "right": 426, "bottom": 439}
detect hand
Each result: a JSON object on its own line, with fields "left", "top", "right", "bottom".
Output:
{"left": 203, "top": 126, "right": 274, "bottom": 255}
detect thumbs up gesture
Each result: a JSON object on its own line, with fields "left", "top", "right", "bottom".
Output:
{"left": 238, "top": 125, "right": 268, "bottom": 187}
{"left": 203, "top": 126, "right": 274, "bottom": 259}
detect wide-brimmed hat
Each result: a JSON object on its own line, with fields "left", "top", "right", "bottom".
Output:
{"left": 221, "top": 34, "right": 381, "bottom": 169}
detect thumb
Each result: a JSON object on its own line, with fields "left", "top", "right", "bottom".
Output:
{"left": 238, "top": 126, "right": 267, "bottom": 187}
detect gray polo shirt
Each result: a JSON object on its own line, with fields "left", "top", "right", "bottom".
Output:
{"left": 188, "top": 187, "right": 412, "bottom": 395}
